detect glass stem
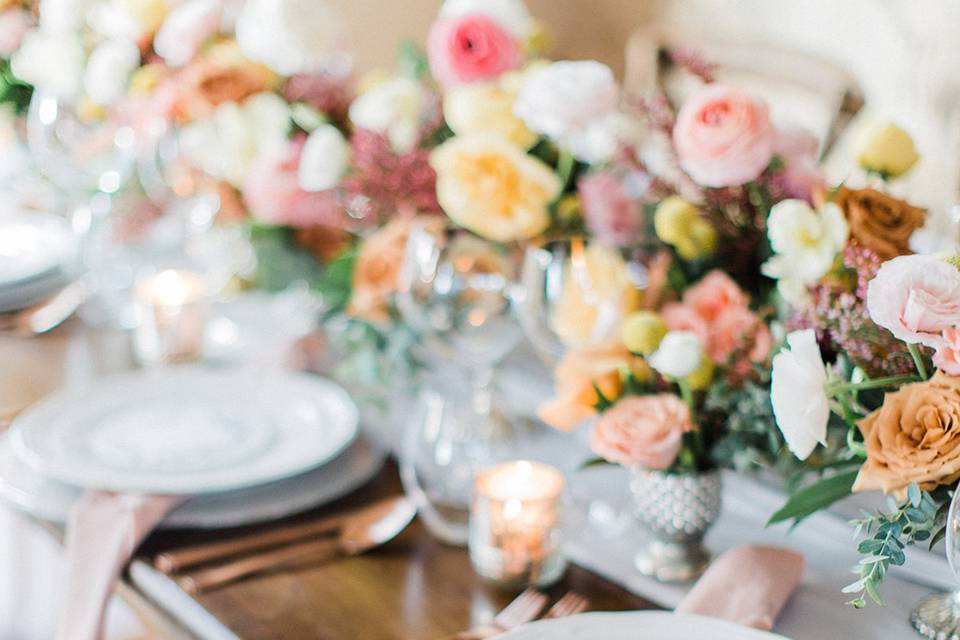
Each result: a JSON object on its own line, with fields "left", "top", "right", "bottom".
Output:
{"left": 471, "top": 364, "right": 495, "bottom": 432}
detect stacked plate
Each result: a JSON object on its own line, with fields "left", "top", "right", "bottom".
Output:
{"left": 0, "top": 212, "right": 81, "bottom": 313}
{"left": 0, "top": 367, "right": 384, "bottom": 529}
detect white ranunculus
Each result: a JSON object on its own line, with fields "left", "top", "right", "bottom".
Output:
{"left": 771, "top": 329, "right": 829, "bottom": 460}
{"left": 39, "top": 0, "right": 92, "bottom": 33}
{"left": 87, "top": 0, "right": 170, "bottom": 43}
{"left": 648, "top": 331, "right": 703, "bottom": 379}
{"left": 11, "top": 29, "right": 85, "bottom": 99}
{"left": 83, "top": 39, "right": 141, "bottom": 105}
{"left": 298, "top": 123, "right": 350, "bottom": 192}
{"left": 154, "top": 0, "right": 221, "bottom": 67}
{"left": 178, "top": 92, "right": 291, "bottom": 187}
{"left": 349, "top": 77, "right": 427, "bottom": 154}
{"left": 514, "top": 60, "right": 619, "bottom": 158}
{"left": 235, "top": 0, "right": 351, "bottom": 77}
{"left": 761, "top": 200, "right": 848, "bottom": 303}
{"left": 437, "top": 0, "right": 533, "bottom": 38}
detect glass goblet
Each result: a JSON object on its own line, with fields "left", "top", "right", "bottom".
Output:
{"left": 912, "top": 488, "right": 960, "bottom": 638}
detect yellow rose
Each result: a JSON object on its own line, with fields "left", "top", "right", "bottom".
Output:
{"left": 654, "top": 196, "right": 698, "bottom": 244}
{"left": 686, "top": 356, "right": 716, "bottom": 391}
{"left": 622, "top": 310, "right": 667, "bottom": 355}
{"left": 430, "top": 134, "right": 561, "bottom": 242}
{"left": 855, "top": 121, "right": 919, "bottom": 179}
{"left": 550, "top": 242, "right": 640, "bottom": 348}
{"left": 444, "top": 73, "right": 537, "bottom": 149}
{"left": 674, "top": 220, "right": 717, "bottom": 260}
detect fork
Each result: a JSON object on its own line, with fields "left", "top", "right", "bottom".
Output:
{"left": 542, "top": 592, "right": 590, "bottom": 619}
{"left": 445, "top": 589, "right": 548, "bottom": 640}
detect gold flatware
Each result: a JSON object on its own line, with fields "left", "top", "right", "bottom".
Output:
{"left": 443, "top": 589, "right": 548, "bottom": 640}
{"left": 176, "top": 495, "right": 416, "bottom": 594}
{"left": 542, "top": 591, "right": 590, "bottom": 619}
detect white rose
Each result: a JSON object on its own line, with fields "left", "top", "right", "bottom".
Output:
{"left": 87, "top": 0, "right": 170, "bottom": 43}
{"left": 154, "top": 0, "right": 221, "bottom": 67}
{"left": 648, "top": 331, "right": 703, "bottom": 379}
{"left": 349, "top": 77, "right": 427, "bottom": 154}
{"left": 83, "top": 39, "right": 141, "bottom": 105}
{"left": 39, "top": 0, "right": 91, "bottom": 33}
{"left": 298, "top": 123, "right": 350, "bottom": 192}
{"left": 11, "top": 29, "right": 85, "bottom": 99}
{"left": 236, "top": 0, "right": 351, "bottom": 77}
{"left": 514, "top": 60, "right": 620, "bottom": 160}
{"left": 771, "top": 329, "right": 829, "bottom": 460}
{"left": 179, "top": 92, "right": 290, "bottom": 187}
{"left": 437, "top": 0, "right": 533, "bottom": 38}
{"left": 761, "top": 199, "right": 848, "bottom": 303}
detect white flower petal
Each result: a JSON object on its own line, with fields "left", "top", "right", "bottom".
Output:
{"left": 771, "top": 329, "right": 829, "bottom": 460}
{"left": 298, "top": 124, "right": 350, "bottom": 192}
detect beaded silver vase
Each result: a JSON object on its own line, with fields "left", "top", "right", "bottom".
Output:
{"left": 630, "top": 469, "right": 722, "bottom": 582}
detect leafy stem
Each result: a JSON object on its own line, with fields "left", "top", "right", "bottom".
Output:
{"left": 907, "top": 343, "right": 930, "bottom": 380}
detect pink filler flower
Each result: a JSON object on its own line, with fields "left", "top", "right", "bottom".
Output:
{"left": 577, "top": 170, "right": 644, "bottom": 247}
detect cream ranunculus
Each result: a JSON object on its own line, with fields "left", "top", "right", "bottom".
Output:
{"left": 443, "top": 72, "right": 536, "bottom": 149}
{"left": 236, "top": 0, "right": 351, "bottom": 77}
{"left": 437, "top": 0, "right": 534, "bottom": 39}
{"left": 297, "top": 123, "right": 350, "bottom": 192}
{"left": 648, "top": 330, "right": 703, "bottom": 379}
{"left": 39, "top": 0, "right": 92, "bottom": 34}
{"left": 11, "top": 29, "right": 85, "bottom": 99}
{"left": 83, "top": 39, "right": 141, "bottom": 105}
{"left": 513, "top": 60, "right": 621, "bottom": 162}
{"left": 855, "top": 121, "right": 919, "bottom": 179}
{"left": 87, "top": 0, "right": 169, "bottom": 43}
{"left": 430, "top": 134, "right": 560, "bottom": 242}
{"left": 178, "top": 92, "right": 291, "bottom": 187}
{"left": 770, "top": 329, "right": 829, "bottom": 460}
{"left": 761, "top": 199, "right": 848, "bottom": 303}
{"left": 349, "top": 77, "right": 428, "bottom": 154}
{"left": 154, "top": 0, "right": 222, "bottom": 67}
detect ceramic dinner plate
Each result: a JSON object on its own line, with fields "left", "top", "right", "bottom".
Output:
{"left": 499, "top": 612, "right": 790, "bottom": 639}
{"left": 0, "top": 431, "right": 383, "bottom": 529}
{"left": 0, "top": 212, "right": 78, "bottom": 287}
{"left": 10, "top": 367, "right": 358, "bottom": 495}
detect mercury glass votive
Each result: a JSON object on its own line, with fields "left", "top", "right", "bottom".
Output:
{"left": 133, "top": 269, "right": 208, "bottom": 365}
{"left": 469, "top": 460, "right": 567, "bottom": 588}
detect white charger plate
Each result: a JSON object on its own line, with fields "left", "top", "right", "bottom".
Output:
{"left": 10, "top": 368, "right": 358, "bottom": 495}
{"left": 0, "top": 431, "right": 384, "bottom": 529}
{"left": 500, "top": 612, "right": 790, "bottom": 639}
{"left": 0, "top": 212, "right": 78, "bottom": 288}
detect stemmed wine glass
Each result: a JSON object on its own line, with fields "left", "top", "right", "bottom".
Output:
{"left": 396, "top": 221, "right": 522, "bottom": 544}
{"left": 911, "top": 489, "right": 960, "bottom": 638}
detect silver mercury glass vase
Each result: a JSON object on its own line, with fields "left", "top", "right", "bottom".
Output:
{"left": 630, "top": 468, "right": 722, "bottom": 582}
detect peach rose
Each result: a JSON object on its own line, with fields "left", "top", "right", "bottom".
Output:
{"left": 347, "top": 217, "right": 422, "bottom": 323}
{"left": 662, "top": 302, "right": 709, "bottom": 344}
{"left": 589, "top": 394, "right": 693, "bottom": 469}
{"left": 708, "top": 305, "right": 773, "bottom": 371}
{"left": 538, "top": 341, "right": 646, "bottom": 431}
{"left": 166, "top": 61, "right": 274, "bottom": 123}
{"left": 854, "top": 372, "right": 960, "bottom": 494}
{"left": 831, "top": 186, "right": 926, "bottom": 261}
{"left": 673, "top": 84, "right": 775, "bottom": 188}
{"left": 934, "top": 328, "right": 960, "bottom": 376}
{"left": 427, "top": 14, "right": 521, "bottom": 88}
{"left": 867, "top": 255, "right": 960, "bottom": 349}
{"left": 682, "top": 270, "right": 748, "bottom": 322}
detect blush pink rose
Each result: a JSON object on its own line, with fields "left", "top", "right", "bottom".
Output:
{"left": 662, "top": 302, "right": 709, "bottom": 344}
{"left": 578, "top": 170, "right": 644, "bottom": 247}
{"left": 243, "top": 136, "right": 343, "bottom": 229}
{"left": 673, "top": 84, "right": 776, "bottom": 188}
{"left": 427, "top": 14, "right": 521, "bottom": 88}
{"left": 934, "top": 327, "right": 960, "bottom": 375}
{"left": 589, "top": 394, "right": 693, "bottom": 469}
{"left": 708, "top": 305, "right": 773, "bottom": 368}
{"left": 0, "top": 9, "right": 31, "bottom": 57}
{"left": 682, "top": 270, "right": 748, "bottom": 322}
{"left": 867, "top": 255, "right": 960, "bottom": 349}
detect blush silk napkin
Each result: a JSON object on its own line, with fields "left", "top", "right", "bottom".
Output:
{"left": 57, "top": 492, "right": 184, "bottom": 640}
{"left": 675, "top": 544, "right": 805, "bottom": 630}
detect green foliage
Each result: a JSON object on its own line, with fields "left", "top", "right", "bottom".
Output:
{"left": 314, "top": 248, "right": 357, "bottom": 317}
{"left": 706, "top": 370, "right": 782, "bottom": 472}
{"left": 844, "top": 485, "right": 949, "bottom": 608}
{"left": 248, "top": 224, "right": 324, "bottom": 292}
{"left": 767, "top": 469, "right": 859, "bottom": 526}
{"left": 0, "top": 60, "right": 32, "bottom": 113}
{"left": 398, "top": 40, "right": 430, "bottom": 80}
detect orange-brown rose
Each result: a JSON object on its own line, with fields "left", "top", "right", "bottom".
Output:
{"left": 828, "top": 187, "right": 925, "bottom": 261}
{"left": 854, "top": 372, "right": 960, "bottom": 494}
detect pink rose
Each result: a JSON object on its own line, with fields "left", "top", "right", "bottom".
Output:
{"left": 589, "top": 394, "right": 693, "bottom": 469}
{"left": 708, "top": 305, "right": 773, "bottom": 369}
{"left": 867, "top": 255, "right": 960, "bottom": 349}
{"left": 427, "top": 14, "right": 521, "bottom": 88}
{"left": 243, "top": 136, "right": 343, "bottom": 229}
{"left": 662, "top": 302, "right": 709, "bottom": 344}
{"left": 682, "top": 270, "right": 748, "bottom": 322}
{"left": 934, "top": 327, "right": 960, "bottom": 375}
{"left": 0, "top": 9, "right": 31, "bottom": 58}
{"left": 154, "top": 0, "right": 223, "bottom": 67}
{"left": 673, "top": 84, "right": 775, "bottom": 188}
{"left": 577, "top": 170, "right": 644, "bottom": 247}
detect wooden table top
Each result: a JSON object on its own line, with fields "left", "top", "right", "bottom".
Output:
{"left": 2, "top": 322, "right": 657, "bottom": 639}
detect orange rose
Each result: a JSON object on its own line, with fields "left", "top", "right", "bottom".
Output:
{"left": 854, "top": 372, "right": 960, "bottom": 494}
{"left": 538, "top": 341, "right": 648, "bottom": 431}
{"left": 347, "top": 218, "right": 417, "bottom": 324}
{"left": 828, "top": 187, "right": 925, "bottom": 261}
{"left": 169, "top": 61, "right": 275, "bottom": 123}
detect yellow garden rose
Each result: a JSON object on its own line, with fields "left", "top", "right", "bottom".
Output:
{"left": 430, "top": 134, "right": 561, "bottom": 242}
{"left": 855, "top": 121, "right": 919, "bottom": 179}
{"left": 443, "top": 73, "right": 537, "bottom": 149}
{"left": 621, "top": 310, "right": 667, "bottom": 355}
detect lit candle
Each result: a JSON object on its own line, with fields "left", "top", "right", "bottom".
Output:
{"left": 469, "top": 460, "right": 567, "bottom": 588}
{"left": 133, "top": 269, "right": 208, "bottom": 366}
